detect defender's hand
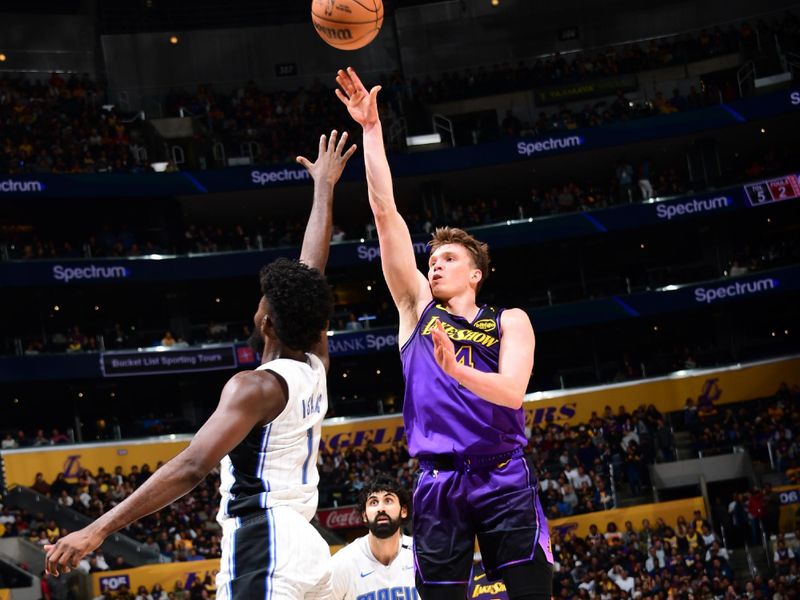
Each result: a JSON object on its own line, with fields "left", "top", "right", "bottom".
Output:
{"left": 44, "top": 528, "right": 104, "bottom": 576}
{"left": 296, "top": 129, "right": 358, "bottom": 186}
{"left": 335, "top": 67, "right": 381, "bottom": 129}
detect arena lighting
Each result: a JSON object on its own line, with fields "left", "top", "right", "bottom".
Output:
{"left": 491, "top": 0, "right": 499, "bottom": 5}
{"left": 169, "top": 35, "right": 179, "bottom": 45}
{"left": 0, "top": 54, "right": 6, "bottom": 62}
{"left": 405, "top": 133, "right": 441, "bottom": 147}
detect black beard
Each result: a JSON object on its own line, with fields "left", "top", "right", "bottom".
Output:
{"left": 366, "top": 513, "right": 402, "bottom": 539}
{"left": 248, "top": 328, "right": 265, "bottom": 358}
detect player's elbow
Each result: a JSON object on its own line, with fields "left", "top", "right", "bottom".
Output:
{"left": 507, "top": 395, "right": 524, "bottom": 410}
{"left": 177, "top": 453, "right": 210, "bottom": 487}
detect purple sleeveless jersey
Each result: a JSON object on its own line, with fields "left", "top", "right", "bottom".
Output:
{"left": 400, "top": 301, "right": 527, "bottom": 457}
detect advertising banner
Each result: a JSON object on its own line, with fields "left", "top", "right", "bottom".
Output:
{"left": 548, "top": 497, "right": 705, "bottom": 538}
{"left": 534, "top": 75, "right": 638, "bottom": 105}
{"left": 100, "top": 346, "right": 237, "bottom": 377}
{"left": 2, "top": 172, "right": 800, "bottom": 289}
{"left": 0, "top": 90, "right": 796, "bottom": 202}
{"left": 775, "top": 485, "right": 800, "bottom": 533}
{"left": 1, "top": 437, "right": 191, "bottom": 488}
{"left": 317, "top": 506, "right": 364, "bottom": 530}
{"left": 2, "top": 355, "right": 798, "bottom": 487}
{"left": 91, "top": 559, "right": 219, "bottom": 598}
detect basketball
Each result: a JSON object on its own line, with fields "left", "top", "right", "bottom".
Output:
{"left": 311, "top": 0, "right": 384, "bottom": 51}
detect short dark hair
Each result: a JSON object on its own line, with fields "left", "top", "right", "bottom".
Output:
{"left": 357, "top": 474, "right": 411, "bottom": 519}
{"left": 260, "top": 258, "right": 333, "bottom": 351}
{"left": 429, "top": 227, "right": 490, "bottom": 292}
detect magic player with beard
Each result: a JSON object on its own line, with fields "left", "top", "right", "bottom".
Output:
{"left": 337, "top": 67, "right": 554, "bottom": 600}
{"left": 44, "top": 131, "right": 356, "bottom": 600}
{"left": 331, "top": 476, "right": 415, "bottom": 600}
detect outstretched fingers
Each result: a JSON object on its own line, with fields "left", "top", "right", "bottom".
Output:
{"left": 327, "top": 130, "right": 338, "bottom": 154}
{"left": 346, "top": 67, "right": 367, "bottom": 93}
{"left": 342, "top": 143, "right": 358, "bottom": 161}
{"left": 335, "top": 130, "right": 349, "bottom": 155}
{"left": 336, "top": 69, "right": 356, "bottom": 97}
{"left": 317, "top": 132, "right": 328, "bottom": 156}
{"left": 334, "top": 87, "right": 350, "bottom": 108}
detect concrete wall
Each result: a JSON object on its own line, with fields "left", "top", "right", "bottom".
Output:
{"left": 650, "top": 452, "right": 756, "bottom": 488}
{"left": 0, "top": 13, "right": 95, "bottom": 77}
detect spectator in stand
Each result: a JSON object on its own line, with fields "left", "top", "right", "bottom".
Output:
{"left": 32, "top": 473, "right": 51, "bottom": 495}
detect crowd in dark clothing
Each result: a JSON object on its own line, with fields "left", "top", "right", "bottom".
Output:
{"left": 2, "top": 14, "right": 798, "bottom": 178}
{"left": 2, "top": 465, "right": 223, "bottom": 566}
{"left": 550, "top": 512, "right": 797, "bottom": 600}
{"left": 1, "top": 388, "right": 797, "bottom": 597}
{"left": 405, "top": 16, "right": 800, "bottom": 105}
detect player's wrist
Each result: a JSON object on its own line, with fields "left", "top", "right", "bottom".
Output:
{"left": 451, "top": 362, "right": 468, "bottom": 384}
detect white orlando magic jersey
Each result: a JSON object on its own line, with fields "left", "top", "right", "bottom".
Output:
{"left": 331, "top": 534, "right": 417, "bottom": 600}
{"left": 217, "top": 353, "right": 328, "bottom": 524}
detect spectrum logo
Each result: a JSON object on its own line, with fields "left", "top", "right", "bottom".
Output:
{"left": 0, "top": 179, "right": 44, "bottom": 193}
{"left": 250, "top": 168, "right": 310, "bottom": 186}
{"left": 694, "top": 278, "right": 778, "bottom": 304}
{"left": 52, "top": 264, "right": 130, "bottom": 283}
{"left": 656, "top": 196, "right": 731, "bottom": 220}
{"left": 517, "top": 136, "right": 583, "bottom": 156}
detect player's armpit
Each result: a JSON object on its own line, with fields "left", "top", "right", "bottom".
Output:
{"left": 496, "top": 308, "right": 535, "bottom": 397}
{"left": 188, "top": 370, "right": 287, "bottom": 474}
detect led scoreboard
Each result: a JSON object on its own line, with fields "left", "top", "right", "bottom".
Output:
{"left": 744, "top": 174, "right": 800, "bottom": 206}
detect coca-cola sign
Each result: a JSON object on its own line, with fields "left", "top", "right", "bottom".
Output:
{"left": 318, "top": 506, "right": 364, "bottom": 529}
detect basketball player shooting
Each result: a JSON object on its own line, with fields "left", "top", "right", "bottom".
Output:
{"left": 336, "top": 67, "right": 554, "bottom": 600}
{"left": 44, "top": 130, "right": 357, "bottom": 600}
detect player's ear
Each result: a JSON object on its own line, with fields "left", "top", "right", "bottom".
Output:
{"left": 401, "top": 506, "right": 408, "bottom": 520}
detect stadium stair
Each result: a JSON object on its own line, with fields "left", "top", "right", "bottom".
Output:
{"left": 4, "top": 486, "right": 162, "bottom": 568}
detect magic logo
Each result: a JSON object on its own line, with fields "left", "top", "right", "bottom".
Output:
{"left": 420, "top": 317, "right": 499, "bottom": 348}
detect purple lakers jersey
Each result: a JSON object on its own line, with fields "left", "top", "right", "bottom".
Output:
{"left": 400, "top": 301, "right": 527, "bottom": 456}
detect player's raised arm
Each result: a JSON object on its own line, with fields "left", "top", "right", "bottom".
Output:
{"left": 297, "top": 129, "right": 358, "bottom": 274}
{"left": 336, "top": 68, "right": 431, "bottom": 327}
{"left": 43, "top": 371, "right": 286, "bottom": 576}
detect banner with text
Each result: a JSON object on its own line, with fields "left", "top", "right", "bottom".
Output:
{"left": 316, "top": 355, "right": 800, "bottom": 451}
{"left": 775, "top": 485, "right": 800, "bottom": 533}
{"left": 101, "top": 346, "right": 237, "bottom": 377}
{"left": 3, "top": 355, "right": 796, "bottom": 487}
{"left": 317, "top": 505, "right": 364, "bottom": 530}
{"left": 1, "top": 438, "right": 191, "bottom": 488}
{"left": 91, "top": 559, "right": 219, "bottom": 597}
{"left": 0, "top": 89, "right": 795, "bottom": 201}
{"left": 2, "top": 171, "right": 800, "bottom": 290}
{"left": 548, "top": 497, "right": 705, "bottom": 538}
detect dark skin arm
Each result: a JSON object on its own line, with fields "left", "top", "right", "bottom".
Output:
{"left": 44, "top": 370, "right": 285, "bottom": 575}
{"left": 297, "top": 129, "right": 357, "bottom": 274}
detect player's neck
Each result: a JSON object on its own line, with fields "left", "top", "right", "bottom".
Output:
{"left": 440, "top": 294, "right": 480, "bottom": 322}
{"left": 261, "top": 345, "right": 307, "bottom": 363}
{"left": 368, "top": 532, "right": 401, "bottom": 566}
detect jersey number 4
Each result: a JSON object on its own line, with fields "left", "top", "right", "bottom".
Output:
{"left": 455, "top": 345, "right": 474, "bottom": 368}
